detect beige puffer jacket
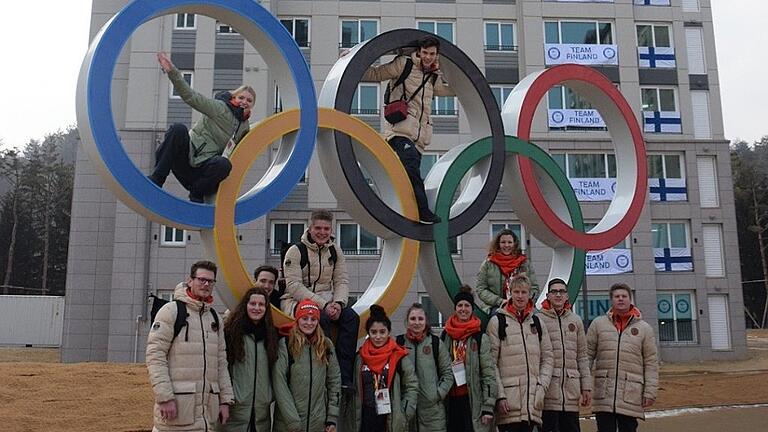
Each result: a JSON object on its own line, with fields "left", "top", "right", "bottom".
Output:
{"left": 586, "top": 310, "right": 659, "bottom": 420}
{"left": 281, "top": 231, "right": 349, "bottom": 315}
{"left": 363, "top": 52, "right": 453, "bottom": 151}
{"left": 538, "top": 307, "right": 592, "bottom": 413}
{"left": 487, "top": 307, "right": 553, "bottom": 426}
{"left": 146, "top": 283, "right": 234, "bottom": 431}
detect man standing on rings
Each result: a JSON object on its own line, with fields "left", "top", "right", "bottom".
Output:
{"left": 362, "top": 35, "right": 454, "bottom": 223}
{"left": 538, "top": 279, "right": 592, "bottom": 432}
{"left": 146, "top": 260, "right": 233, "bottom": 431}
{"left": 281, "top": 209, "right": 360, "bottom": 391}
{"left": 587, "top": 283, "right": 658, "bottom": 432}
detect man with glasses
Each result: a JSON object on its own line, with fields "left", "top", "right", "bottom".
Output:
{"left": 146, "top": 260, "right": 234, "bottom": 431}
{"left": 538, "top": 279, "right": 592, "bottom": 432}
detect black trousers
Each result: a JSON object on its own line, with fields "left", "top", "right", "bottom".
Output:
{"left": 595, "top": 412, "right": 638, "bottom": 432}
{"left": 387, "top": 136, "right": 431, "bottom": 218}
{"left": 542, "top": 410, "right": 581, "bottom": 432}
{"left": 320, "top": 306, "right": 360, "bottom": 387}
{"left": 152, "top": 123, "right": 232, "bottom": 196}
{"left": 446, "top": 394, "right": 473, "bottom": 432}
{"left": 498, "top": 422, "right": 534, "bottom": 432}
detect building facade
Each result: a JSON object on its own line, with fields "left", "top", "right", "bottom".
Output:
{"left": 63, "top": 0, "right": 744, "bottom": 363}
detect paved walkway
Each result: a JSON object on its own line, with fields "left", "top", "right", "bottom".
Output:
{"left": 580, "top": 405, "right": 768, "bottom": 431}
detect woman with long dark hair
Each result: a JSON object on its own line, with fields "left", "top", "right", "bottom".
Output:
{"left": 219, "top": 287, "right": 278, "bottom": 432}
{"left": 476, "top": 229, "right": 538, "bottom": 314}
{"left": 272, "top": 299, "right": 341, "bottom": 432}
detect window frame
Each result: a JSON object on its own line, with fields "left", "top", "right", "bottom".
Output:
{"left": 270, "top": 221, "right": 307, "bottom": 255}
{"left": 432, "top": 96, "right": 458, "bottom": 117}
{"left": 484, "top": 21, "right": 517, "bottom": 51}
{"left": 491, "top": 85, "right": 515, "bottom": 109}
{"left": 160, "top": 225, "right": 186, "bottom": 247}
{"left": 641, "top": 86, "right": 679, "bottom": 112}
{"left": 417, "top": 20, "right": 456, "bottom": 43}
{"left": 553, "top": 153, "right": 617, "bottom": 179}
{"left": 216, "top": 21, "right": 239, "bottom": 35}
{"left": 657, "top": 291, "right": 698, "bottom": 345}
{"left": 170, "top": 71, "right": 194, "bottom": 99}
{"left": 420, "top": 294, "right": 446, "bottom": 329}
{"left": 280, "top": 17, "right": 311, "bottom": 48}
{"left": 636, "top": 23, "right": 672, "bottom": 48}
{"left": 339, "top": 18, "right": 380, "bottom": 48}
{"left": 352, "top": 83, "right": 381, "bottom": 115}
{"left": 337, "top": 222, "right": 381, "bottom": 256}
{"left": 544, "top": 20, "right": 615, "bottom": 45}
{"left": 490, "top": 223, "right": 527, "bottom": 251}
{"left": 647, "top": 153, "right": 685, "bottom": 179}
{"left": 651, "top": 221, "right": 691, "bottom": 249}
{"left": 175, "top": 13, "right": 196, "bottom": 30}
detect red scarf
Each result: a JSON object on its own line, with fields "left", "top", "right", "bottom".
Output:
{"left": 359, "top": 337, "right": 408, "bottom": 388}
{"left": 488, "top": 252, "right": 527, "bottom": 277}
{"left": 444, "top": 314, "right": 481, "bottom": 341}
{"left": 406, "top": 328, "right": 428, "bottom": 344}
{"left": 541, "top": 299, "right": 572, "bottom": 316}
{"left": 186, "top": 288, "right": 213, "bottom": 304}
{"left": 506, "top": 299, "right": 535, "bottom": 323}
{"left": 608, "top": 305, "right": 642, "bottom": 332}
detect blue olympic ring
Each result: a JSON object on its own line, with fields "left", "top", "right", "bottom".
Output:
{"left": 82, "top": 0, "right": 317, "bottom": 228}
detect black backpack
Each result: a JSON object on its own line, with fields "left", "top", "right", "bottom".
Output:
{"left": 280, "top": 241, "right": 338, "bottom": 286}
{"left": 396, "top": 334, "right": 440, "bottom": 367}
{"left": 149, "top": 294, "right": 220, "bottom": 342}
{"left": 495, "top": 312, "right": 542, "bottom": 344}
{"left": 383, "top": 57, "right": 437, "bottom": 110}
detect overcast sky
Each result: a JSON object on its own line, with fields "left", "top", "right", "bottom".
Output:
{"left": 0, "top": 0, "right": 764, "bottom": 150}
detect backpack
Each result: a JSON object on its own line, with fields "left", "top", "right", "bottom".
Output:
{"left": 149, "top": 294, "right": 220, "bottom": 342}
{"left": 495, "top": 312, "right": 543, "bottom": 344}
{"left": 396, "top": 334, "right": 440, "bottom": 368}
{"left": 382, "top": 56, "right": 437, "bottom": 124}
{"left": 281, "top": 241, "right": 338, "bottom": 287}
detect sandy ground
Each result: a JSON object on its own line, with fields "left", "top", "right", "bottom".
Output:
{"left": 1, "top": 330, "right": 767, "bottom": 432}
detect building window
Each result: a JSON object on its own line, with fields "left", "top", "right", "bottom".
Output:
{"left": 635, "top": 0, "right": 672, "bottom": 6}
{"left": 491, "top": 85, "right": 515, "bottom": 110}
{"left": 648, "top": 153, "right": 686, "bottom": 201}
{"left": 352, "top": 84, "right": 380, "bottom": 115}
{"left": 652, "top": 222, "right": 693, "bottom": 272}
{"left": 417, "top": 21, "right": 455, "bottom": 43}
{"left": 573, "top": 293, "right": 611, "bottom": 322}
{"left": 421, "top": 295, "right": 446, "bottom": 329}
{"left": 432, "top": 96, "right": 457, "bottom": 116}
{"left": 161, "top": 225, "right": 186, "bottom": 247}
{"left": 553, "top": 153, "right": 617, "bottom": 179}
{"left": 175, "top": 13, "right": 195, "bottom": 30}
{"left": 657, "top": 292, "right": 697, "bottom": 344}
{"left": 338, "top": 223, "right": 379, "bottom": 255}
{"left": 637, "top": 23, "right": 675, "bottom": 68}
{"left": 697, "top": 156, "right": 719, "bottom": 208}
{"left": 636, "top": 24, "right": 671, "bottom": 48}
{"left": 170, "top": 71, "right": 193, "bottom": 98}
{"left": 641, "top": 87, "right": 681, "bottom": 133}
{"left": 280, "top": 18, "right": 310, "bottom": 47}
{"left": 217, "top": 22, "right": 239, "bottom": 35}
{"left": 340, "top": 19, "right": 379, "bottom": 48}
{"left": 544, "top": 20, "right": 613, "bottom": 44}
{"left": 485, "top": 22, "right": 516, "bottom": 51}
{"left": 271, "top": 221, "right": 306, "bottom": 255}
{"left": 547, "top": 86, "right": 606, "bottom": 130}
{"left": 448, "top": 236, "right": 461, "bottom": 256}
{"left": 491, "top": 223, "right": 526, "bottom": 251}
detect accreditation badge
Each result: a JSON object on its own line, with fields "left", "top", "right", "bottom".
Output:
{"left": 375, "top": 388, "right": 392, "bottom": 414}
{"left": 452, "top": 360, "right": 467, "bottom": 386}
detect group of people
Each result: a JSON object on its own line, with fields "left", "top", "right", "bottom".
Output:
{"left": 146, "top": 209, "right": 658, "bottom": 432}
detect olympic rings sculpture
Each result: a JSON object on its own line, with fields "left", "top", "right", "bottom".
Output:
{"left": 77, "top": 0, "right": 647, "bottom": 331}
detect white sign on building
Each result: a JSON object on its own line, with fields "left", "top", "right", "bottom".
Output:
{"left": 586, "top": 249, "right": 633, "bottom": 275}
{"left": 570, "top": 178, "right": 616, "bottom": 201}
{"left": 549, "top": 109, "right": 606, "bottom": 128}
{"left": 545, "top": 44, "right": 619, "bottom": 65}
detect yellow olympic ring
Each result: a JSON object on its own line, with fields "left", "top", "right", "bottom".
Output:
{"left": 203, "top": 108, "right": 419, "bottom": 336}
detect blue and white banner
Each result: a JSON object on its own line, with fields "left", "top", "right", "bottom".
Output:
{"left": 638, "top": 46, "right": 676, "bottom": 68}
{"left": 545, "top": 44, "right": 619, "bottom": 66}
{"left": 654, "top": 247, "right": 693, "bottom": 272}
{"left": 586, "top": 249, "right": 633, "bottom": 274}
{"left": 649, "top": 178, "right": 687, "bottom": 201}
{"left": 570, "top": 178, "right": 616, "bottom": 201}
{"left": 548, "top": 109, "right": 606, "bottom": 128}
{"left": 634, "top": 0, "right": 670, "bottom": 5}
{"left": 643, "top": 111, "right": 682, "bottom": 133}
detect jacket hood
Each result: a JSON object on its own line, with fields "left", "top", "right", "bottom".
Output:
{"left": 173, "top": 282, "right": 207, "bottom": 311}
{"left": 301, "top": 230, "right": 337, "bottom": 251}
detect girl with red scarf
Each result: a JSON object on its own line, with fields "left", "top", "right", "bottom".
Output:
{"left": 441, "top": 286, "right": 497, "bottom": 432}
{"left": 476, "top": 229, "right": 538, "bottom": 315}
{"left": 341, "top": 305, "right": 418, "bottom": 432}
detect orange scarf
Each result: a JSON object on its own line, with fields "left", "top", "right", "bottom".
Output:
{"left": 488, "top": 252, "right": 527, "bottom": 277}
{"left": 608, "top": 305, "right": 642, "bottom": 332}
{"left": 359, "top": 337, "right": 408, "bottom": 388}
{"left": 444, "top": 314, "right": 481, "bottom": 341}
{"left": 406, "top": 328, "right": 428, "bottom": 344}
{"left": 541, "top": 299, "right": 572, "bottom": 316}
{"left": 506, "top": 298, "right": 535, "bottom": 323}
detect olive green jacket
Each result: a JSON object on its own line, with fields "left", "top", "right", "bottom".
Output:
{"left": 272, "top": 337, "right": 341, "bottom": 432}
{"left": 340, "top": 351, "right": 419, "bottom": 432}
{"left": 397, "top": 334, "right": 454, "bottom": 432}
{"left": 216, "top": 335, "right": 272, "bottom": 432}
{"left": 167, "top": 68, "right": 250, "bottom": 167}
{"left": 475, "top": 257, "right": 538, "bottom": 314}
{"left": 441, "top": 332, "right": 498, "bottom": 432}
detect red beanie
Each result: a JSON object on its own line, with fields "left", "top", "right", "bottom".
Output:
{"left": 295, "top": 299, "right": 321, "bottom": 321}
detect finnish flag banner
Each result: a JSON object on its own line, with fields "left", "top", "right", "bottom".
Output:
{"left": 649, "top": 178, "right": 687, "bottom": 201}
{"left": 638, "top": 46, "right": 676, "bottom": 68}
{"left": 654, "top": 247, "right": 693, "bottom": 272}
{"left": 643, "top": 111, "right": 682, "bottom": 133}
{"left": 634, "top": 0, "right": 670, "bottom": 5}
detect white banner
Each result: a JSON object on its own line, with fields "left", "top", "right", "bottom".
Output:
{"left": 545, "top": 44, "right": 619, "bottom": 66}
{"left": 649, "top": 178, "right": 687, "bottom": 201}
{"left": 586, "top": 249, "right": 633, "bottom": 274}
{"left": 570, "top": 178, "right": 616, "bottom": 201}
{"left": 634, "top": 0, "right": 670, "bottom": 5}
{"left": 638, "top": 46, "right": 676, "bottom": 68}
{"left": 643, "top": 111, "right": 682, "bottom": 133}
{"left": 548, "top": 109, "right": 606, "bottom": 128}
{"left": 654, "top": 247, "right": 693, "bottom": 272}
{"left": 553, "top": 0, "right": 613, "bottom": 2}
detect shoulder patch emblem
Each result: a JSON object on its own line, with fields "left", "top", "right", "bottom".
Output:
{"left": 285, "top": 259, "right": 292, "bottom": 266}
{"left": 531, "top": 325, "right": 538, "bottom": 334}
{"left": 151, "top": 322, "right": 161, "bottom": 331}
{"left": 631, "top": 328, "right": 639, "bottom": 336}
{"left": 212, "top": 321, "right": 219, "bottom": 332}
{"left": 423, "top": 345, "right": 432, "bottom": 355}
{"left": 568, "top": 323, "right": 576, "bottom": 332}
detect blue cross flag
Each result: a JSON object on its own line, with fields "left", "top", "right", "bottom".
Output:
{"left": 634, "top": 0, "right": 671, "bottom": 5}
{"left": 649, "top": 178, "right": 687, "bottom": 201}
{"left": 643, "top": 111, "right": 682, "bottom": 133}
{"left": 638, "top": 47, "right": 676, "bottom": 68}
{"left": 654, "top": 248, "right": 693, "bottom": 272}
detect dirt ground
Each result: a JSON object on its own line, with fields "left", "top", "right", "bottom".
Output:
{"left": 1, "top": 331, "right": 767, "bottom": 432}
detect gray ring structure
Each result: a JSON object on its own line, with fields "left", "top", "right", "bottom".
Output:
{"left": 318, "top": 29, "right": 506, "bottom": 242}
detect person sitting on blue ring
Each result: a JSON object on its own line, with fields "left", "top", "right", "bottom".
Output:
{"left": 148, "top": 52, "right": 254, "bottom": 203}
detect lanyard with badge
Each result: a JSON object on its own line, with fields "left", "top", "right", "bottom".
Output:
{"left": 451, "top": 340, "right": 467, "bottom": 386}
{"left": 373, "top": 365, "right": 392, "bottom": 415}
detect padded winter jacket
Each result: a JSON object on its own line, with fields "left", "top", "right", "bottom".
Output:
{"left": 586, "top": 310, "right": 659, "bottom": 419}
{"left": 538, "top": 307, "right": 592, "bottom": 413}
{"left": 146, "top": 284, "right": 234, "bottom": 432}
